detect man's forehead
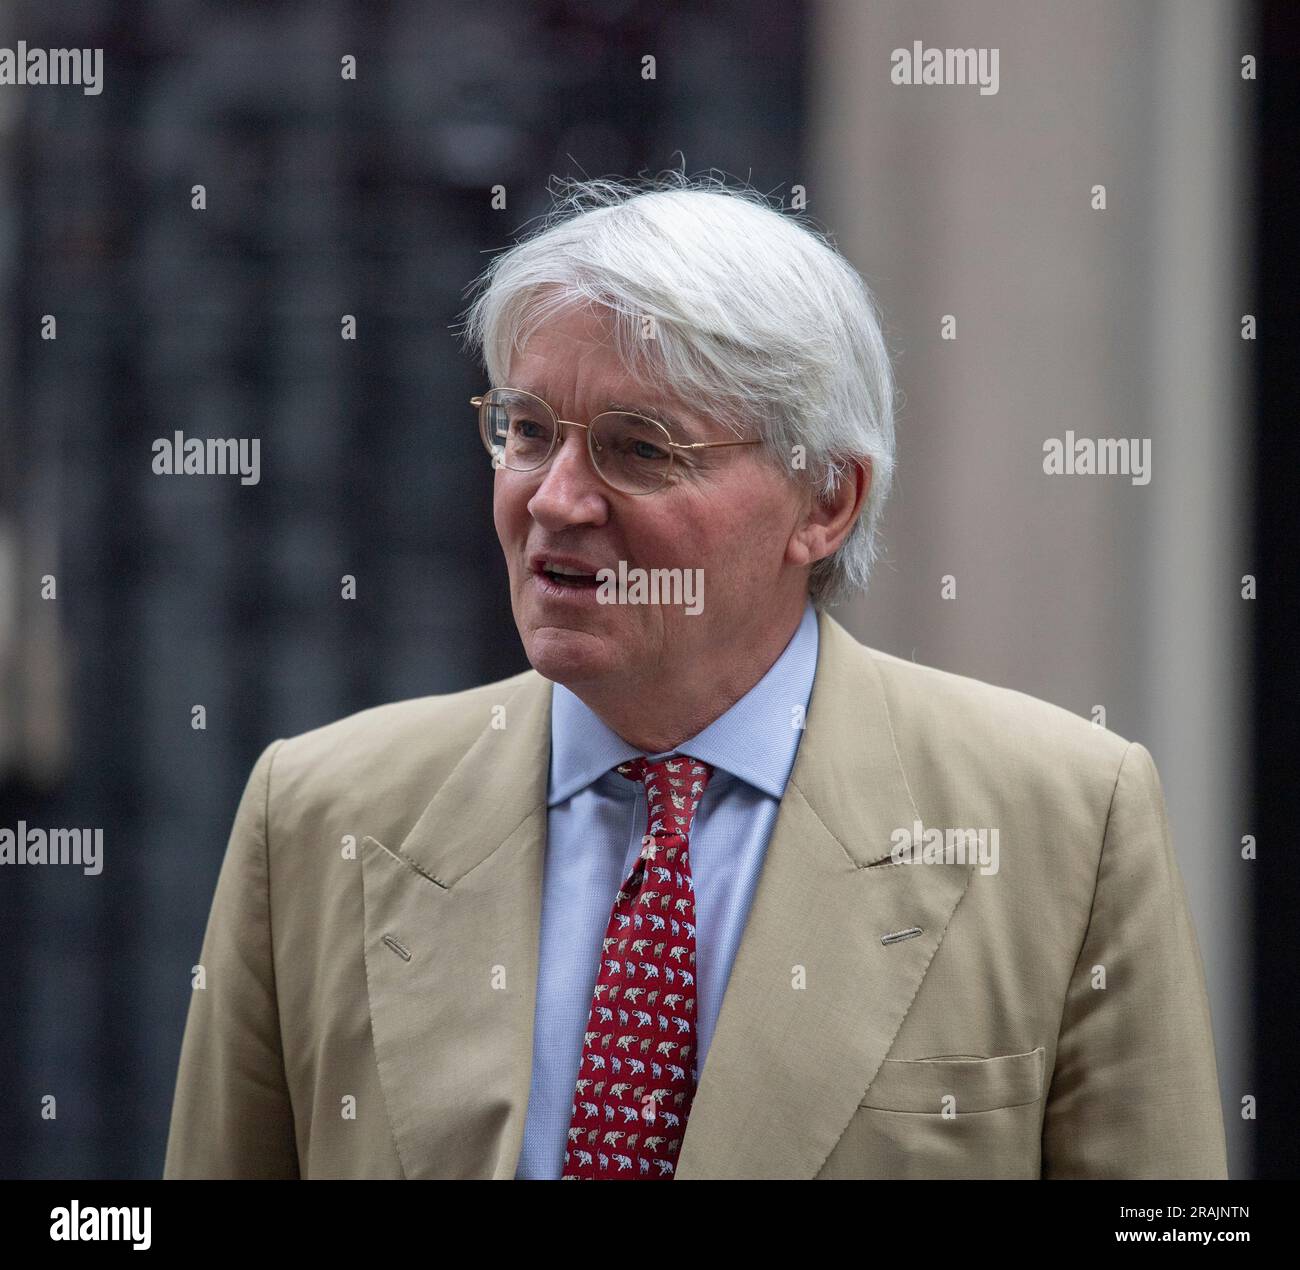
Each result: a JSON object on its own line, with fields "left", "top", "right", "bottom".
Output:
{"left": 509, "top": 322, "right": 687, "bottom": 420}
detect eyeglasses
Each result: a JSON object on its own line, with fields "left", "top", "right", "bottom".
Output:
{"left": 471, "top": 387, "right": 761, "bottom": 496}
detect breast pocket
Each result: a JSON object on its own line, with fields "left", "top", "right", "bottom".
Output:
{"left": 818, "top": 1047, "right": 1047, "bottom": 1179}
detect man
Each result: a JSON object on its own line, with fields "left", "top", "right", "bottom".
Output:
{"left": 164, "top": 176, "right": 1228, "bottom": 1179}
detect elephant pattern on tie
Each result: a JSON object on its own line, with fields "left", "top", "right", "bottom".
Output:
{"left": 561, "top": 755, "right": 714, "bottom": 1179}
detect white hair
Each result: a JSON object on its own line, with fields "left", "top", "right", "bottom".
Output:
{"left": 458, "top": 171, "right": 896, "bottom": 609}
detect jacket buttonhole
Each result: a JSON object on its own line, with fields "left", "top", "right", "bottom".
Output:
{"left": 382, "top": 934, "right": 412, "bottom": 961}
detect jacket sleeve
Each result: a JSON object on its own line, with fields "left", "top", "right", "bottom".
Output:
{"left": 1041, "top": 740, "right": 1229, "bottom": 1177}
{"left": 163, "top": 739, "right": 300, "bottom": 1178}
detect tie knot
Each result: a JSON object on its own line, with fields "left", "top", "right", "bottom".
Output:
{"left": 615, "top": 753, "right": 713, "bottom": 788}
{"left": 615, "top": 754, "right": 714, "bottom": 847}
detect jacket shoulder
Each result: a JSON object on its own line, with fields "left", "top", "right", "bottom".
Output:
{"left": 265, "top": 667, "right": 543, "bottom": 804}
{"left": 859, "top": 642, "right": 1133, "bottom": 784}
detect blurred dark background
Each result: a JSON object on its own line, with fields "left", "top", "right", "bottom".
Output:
{"left": 1, "top": 0, "right": 1293, "bottom": 1182}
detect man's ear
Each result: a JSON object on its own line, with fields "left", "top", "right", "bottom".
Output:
{"left": 786, "top": 457, "right": 872, "bottom": 568}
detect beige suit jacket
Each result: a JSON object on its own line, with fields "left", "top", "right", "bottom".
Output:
{"left": 163, "top": 609, "right": 1229, "bottom": 1178}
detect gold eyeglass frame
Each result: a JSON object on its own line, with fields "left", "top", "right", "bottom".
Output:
{"left": 471, "top": 387, "right": 761, "bottom": 495}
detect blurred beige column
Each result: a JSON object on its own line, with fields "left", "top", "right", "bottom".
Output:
{"left": 811, "top": 0, "right": 1250, "bottom": 1176}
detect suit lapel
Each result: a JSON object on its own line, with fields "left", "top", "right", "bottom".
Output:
{"left": 673, "top": 611, "right": 975, "bottom": 1178}
{"left": 359, "top": 670, "right": 552, "bottom": 1178}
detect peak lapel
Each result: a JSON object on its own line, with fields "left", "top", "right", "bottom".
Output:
{"left": 674, "top": 612, "right": 975, "bottom": 1179}
{"left": 359, "top": 670, "right": 552, "bottom": 1178}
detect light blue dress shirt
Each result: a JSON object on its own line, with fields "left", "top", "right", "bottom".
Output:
{"left": 515, "top": 600, "right": 819, "bottom": 1178}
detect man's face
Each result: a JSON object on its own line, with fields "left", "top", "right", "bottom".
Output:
{"left": 493, "top": 304, "right": 810, "bottom": 695}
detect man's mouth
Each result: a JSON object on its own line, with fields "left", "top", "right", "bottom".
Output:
{"left": 534, "top": 559, "right": 603, "bottom": 590}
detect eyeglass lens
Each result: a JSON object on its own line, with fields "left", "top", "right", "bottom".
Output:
{"left": 482, "top": 389, "right": 671, "bottom": 494}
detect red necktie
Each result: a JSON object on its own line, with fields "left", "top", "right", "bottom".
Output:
{"left": 561, "top": 753, "right": 714, "bottom": 1179}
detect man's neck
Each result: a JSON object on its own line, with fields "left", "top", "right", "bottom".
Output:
{"left": 567, "top": 602, "right": 809, "bottom": 754}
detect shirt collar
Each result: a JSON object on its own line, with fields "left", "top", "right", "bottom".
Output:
{"left": 548, "top": 599, "right": 820, "bottom": 806}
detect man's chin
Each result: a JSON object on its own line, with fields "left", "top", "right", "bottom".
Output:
{"left": 522, "top": 623, "right": 617, "bottom": 685}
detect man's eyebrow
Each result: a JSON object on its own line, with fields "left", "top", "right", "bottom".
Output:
{"left": 511, "top": 384, "right": 702, "bottom": 441}
{"left": 604, "top": 401, "right": 700, "bottom": 440}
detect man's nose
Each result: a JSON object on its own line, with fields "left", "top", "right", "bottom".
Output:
{"left": 526, "top": 427, "right": 609, "bottom": 527}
